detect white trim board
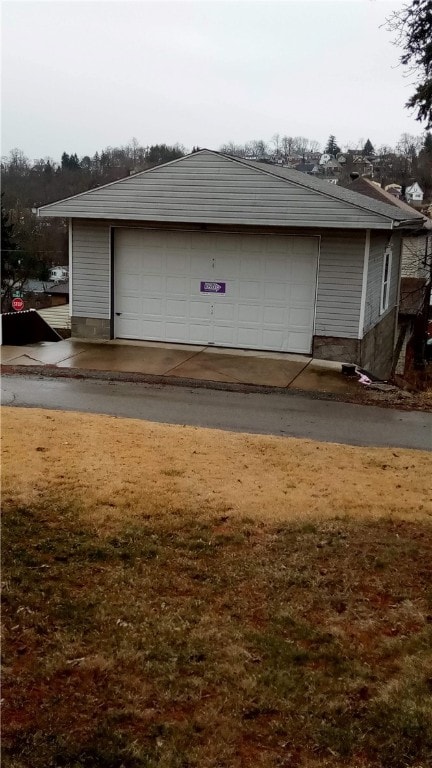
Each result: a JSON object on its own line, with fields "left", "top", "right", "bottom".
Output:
{"left": 358, "top": 230, "right": 370, "bottom": 339}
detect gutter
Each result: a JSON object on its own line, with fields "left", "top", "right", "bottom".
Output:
{"left": 393, "top": 218, "right": 425, "bottom": 228}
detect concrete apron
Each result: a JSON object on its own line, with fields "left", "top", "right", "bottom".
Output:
{"left": 0, "top": 338, "right": 354, "bottom": 394}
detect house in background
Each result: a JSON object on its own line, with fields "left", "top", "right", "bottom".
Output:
{"left": 385, "top": 184, "right": 402, "bottom": 199}
{"left": 37, "top": 149, "right": 423, "bottom": 378}
{"left": 405, "top": 182, "right": 424, "bottom": 205}
{"left": 49, "top": 265, "right": 69, "bottom": 282}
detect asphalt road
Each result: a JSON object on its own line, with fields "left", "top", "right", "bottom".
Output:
{"left": 2, "top": 373, "right": 431, "bottom": 450}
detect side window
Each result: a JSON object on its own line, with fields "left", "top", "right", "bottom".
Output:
{"left": 380, "top": 246, "right": 392, "bottom": 314}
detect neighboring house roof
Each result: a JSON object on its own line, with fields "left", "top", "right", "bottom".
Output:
{"left": 342, "top": 176, "right": 432, "bottom": 231}
{"left": 38, "top": 149, "right": 424, "bottom": 231}
{"left": 293, "top": 162, "right": 316, "bottom": 173}
{"left": 22, "top": 280, "right": 51, "bottom": 293}
{"left": 399, "top": 277, "right": 427, "bottom": 315}
{"left": 22, "top": 279, "right": 70, "bottom": 294}
{"left": 47, "top": 281, "right": 69, "bottom": 295}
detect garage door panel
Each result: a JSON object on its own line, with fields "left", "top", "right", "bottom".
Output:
{"left": 262, "top": 329, "right": 285, "bottom": 348}
{"left": 289, "top": 307, "right": 314, "bottom": 326}
{"left": 166, "top": 275, "right": 188, "bottom": 294}
{"left": 291, "top": 284, "right": 316, "bottom": 303}
{"left": 142, "top": 297, "right": 162, "bottom": 315}
{"left": 238, "top": 304, "right": 262, "bottom": 323}
{"left": 214, "top": 325, "right": 236, "bottom": 345}
{"left": 263, "top": 306, "right": 285, "bottom": 324}
{"left": 166, "top": 299, "right": 187, "bottom": 317}
{"left": 213, "top": 255, "right": 239, "bottom": 278}
{"left": 264, "top": 283, "right": 286, "bottom": 301}
{"left": 190, "top": 253, "right": 212, "bottom": 273}
{"left": 292, "top": 258, "right": 317, "bottom": 281}
{"left": 143, "top": 275, "right": 164, "bottom": 293}
{"left": 165, "top": 322, "right": 190, "bottom": 342}
{"left": 117, "top": 273, "right": 141, "bottom": 293}
{"left": 117, "top": 296, "right": 142, "bottom": 314}
{"left": 118, "top": 317, "right": 142, "bottom": 338}
{"left": 240, "top": 257, "right": 262, "bottom": 278}
{"left": 288, "top": 331, "right": 312, "bottom": 352}
{"left": 213, "top": 302, "right": 236, "bottom": 321}
{"left": 264, "top": 256, "right": 290, "bottom": 280}
{"left": 190, "top": 300, "right": 211, "bottom": 320}
{"left": 115, "top": 230, "right": 318, "bottom": 354}
{"left": 138, "top": 251, "right": 165, "bottom": 271}
{"left": 237, "top": 327, "right": 264, "bottom": 346}
{"left": 166, "top": 252, "right": 189, "bottom": 272}
{"left": 189, "top": 323, "right": 213, "bottom": 344}
{"left": 239, "top": 281, "right": 261, "bottom": 299}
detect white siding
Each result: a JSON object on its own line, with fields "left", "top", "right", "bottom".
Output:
{"left": 364, "top": 233, "right": 401, "bottom": 334}
{"left": 314, "top": 231, "right": 365, "bottom": 339}
{"left": 72, "top": 220, "right": 110, "bottom": 319}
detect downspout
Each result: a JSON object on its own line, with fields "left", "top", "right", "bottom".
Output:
{"left": 68, "top": 218, "right": 73, "bottom": 320}
{"left": 393, "top": 232, "right": 402, "bottom": 348}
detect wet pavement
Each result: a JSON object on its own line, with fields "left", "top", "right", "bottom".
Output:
{"left": 0, "top": 338, "right": 354, "bottom": 394}
{"left": 2, "top": 374, "right": 431, "bottom": 449}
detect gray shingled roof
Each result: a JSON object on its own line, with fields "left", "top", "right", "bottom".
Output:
{"left": 231, "top": 156, "right": 423, "bottom": 224}
{"left": 37, "top": 149, "right": 424, "bottom": 229}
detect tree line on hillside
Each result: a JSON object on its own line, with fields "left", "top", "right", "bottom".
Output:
{"left": 0, "top": 141, "right": 186, "bottom": 310}
{"left": 220, "top": 133, "right": 432, "bottom": 191}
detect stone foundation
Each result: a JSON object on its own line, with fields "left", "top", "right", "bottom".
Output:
{"left": 360, "top": 308, "right": 397, "bottom": 379}
{"left": 313, "top": 308, "right": 397, "bottom": 380}
{"left": 71, "top": 316, "right": 111, "bottom": 340}
{"left": 312, "top": 336, "right": 360, "bottom": 365}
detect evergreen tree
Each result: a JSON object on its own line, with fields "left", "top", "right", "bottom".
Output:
{"left": 1, "top": 194, "right": 17, "bottom": 259}
{"left": 363, "top": 138, "right": 375, "bottom": 155}
{"left": 387, "top": 0, "right": 432, "bottom": 128}
{"left": 325, "top": 135, "right": 340, "bottom": 155}
{"left": 68, "top": 153, "right": 80, "bottom": 170}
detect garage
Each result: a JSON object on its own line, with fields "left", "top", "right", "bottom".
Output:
{"left": 38, "top": 148, "right": 422, "bottom": 377}
{"left": 114, "top": 228, "right": 319, "bottom": 353}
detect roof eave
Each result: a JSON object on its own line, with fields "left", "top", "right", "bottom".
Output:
{"left": 393, "top": 218, "right": 426, "bottom": 229}
{"left": 35, "top": 209, "right": 396, "bottom": 230}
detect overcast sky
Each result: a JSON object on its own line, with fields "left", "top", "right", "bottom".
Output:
{"left": 1, "top": 0, "right": 425, "bottom": 161}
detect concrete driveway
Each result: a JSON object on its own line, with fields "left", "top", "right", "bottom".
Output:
{"left": 0, "top": 338, "right": 355, "bottom": 394}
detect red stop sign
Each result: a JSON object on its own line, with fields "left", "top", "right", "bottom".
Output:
{"left": 12, "top": 297, "right": 24, "bottom": 311}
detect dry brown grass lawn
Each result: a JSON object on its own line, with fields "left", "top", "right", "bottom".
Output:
{"left": 2, "top": 407, "right": 432, "bottom": 768}
{"left": 1, "top": 407, "right": 431, "bottom": 527}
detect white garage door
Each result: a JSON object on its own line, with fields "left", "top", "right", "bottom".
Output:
{"left": 114, "top": 229, "right": 318, "bottom": 353}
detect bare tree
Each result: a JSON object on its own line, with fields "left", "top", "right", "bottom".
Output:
{"left": 271, "top": 133, "right": 281, "bottom": 155}
{"left": 281, "top": 136, "right": 295, "bottom": 161}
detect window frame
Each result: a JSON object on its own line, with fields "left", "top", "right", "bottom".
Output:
{"left": 380, "top": 246, "right": 392, "bottom": 315}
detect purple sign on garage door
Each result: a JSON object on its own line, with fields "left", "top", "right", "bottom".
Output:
{"left": 200, "top": 281, "right": 226, "bottom": 294}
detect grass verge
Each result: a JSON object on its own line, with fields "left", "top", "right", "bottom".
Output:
{"left": 2, "top": 407, "right": 432, "bottom": 767}
{"left": 3, "top": 500, "right": 432, "bottom": 767}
